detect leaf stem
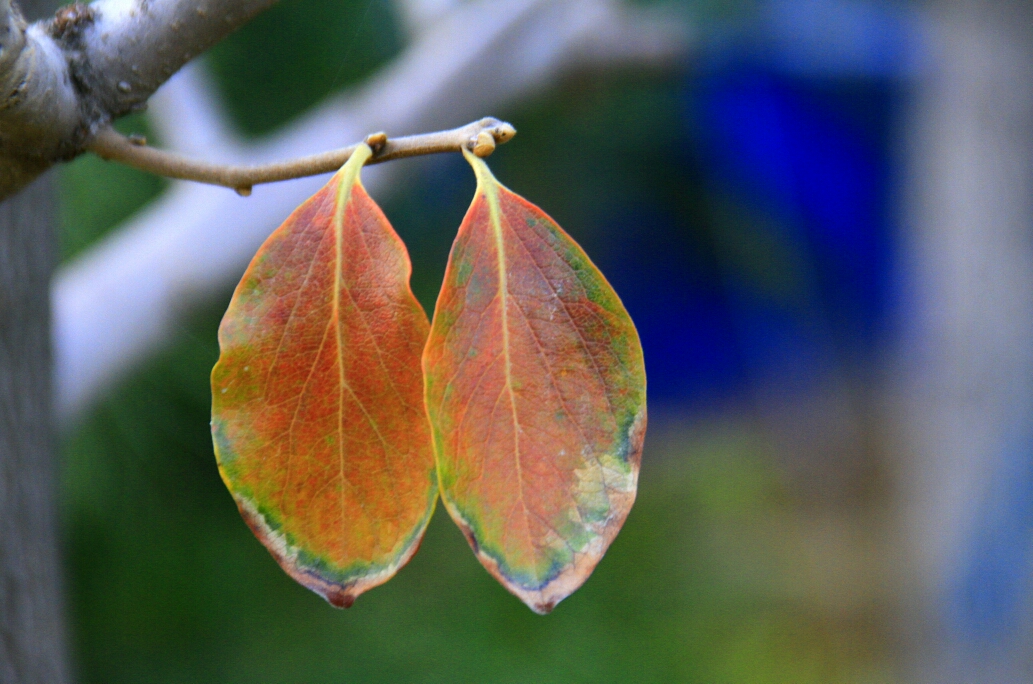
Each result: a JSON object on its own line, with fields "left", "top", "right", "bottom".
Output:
{"left": 88, "top": 117, "right": 517, "bottom": 196}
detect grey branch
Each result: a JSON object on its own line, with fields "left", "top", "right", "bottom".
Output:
{"left": 89, "top": 118, "right": 517, "bottom": 194}
{"left": 0, "top": 0, "right": 280, "bottom": 200}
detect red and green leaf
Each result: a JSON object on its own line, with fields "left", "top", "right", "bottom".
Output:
{"left": 423, "top": 149, "right": 647, "bottom": 614}
{"left": 211, "top": 144, "right": 436, "bottom": 608}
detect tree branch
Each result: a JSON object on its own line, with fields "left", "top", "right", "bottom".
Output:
{"left": 88, "top": 118, "right": 517, "bottom": 195}
{"left": 0, "top": 0, "right": 282, "bottom": 200}
{"left": 0, "top": 0, "right": 79, "bottom": 194}
{"left": 75, "top": 0, "right": 281, "bottom": 120}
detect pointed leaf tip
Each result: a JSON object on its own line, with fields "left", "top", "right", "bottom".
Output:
{"left": 425, "top": 155, "right": 647, "bottom": 613}
{"left": 212, "top": 141, "right": 436, "bottom": 608}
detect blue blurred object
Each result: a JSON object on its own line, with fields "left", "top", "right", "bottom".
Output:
{"left": 755, "top": 0, "right": 924, "bottom": 78}
{"left": 603, "top": 0, "right": 910, "bottom": 406}
{"left": 951, "top": 429, "right": 1033, "bottom": 649}
{"left": 597, "top": 205, "right": 746, "bottom": 402}
{"left": 672, "top": 0, "right": 1033, "bottom": 664}
{"left": 691, "top": 64, "right": 897, "bottom": 371}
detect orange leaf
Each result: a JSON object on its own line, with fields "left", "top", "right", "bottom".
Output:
{"left": 211, "top": 144, "right": 436, "bottom": 608}
{"left": 424, "top": 149, "right": 647, "bottom": 614}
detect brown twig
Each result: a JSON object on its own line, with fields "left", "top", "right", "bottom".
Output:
{"left": 88, "top": 117, "right": 517, "bottom": 196}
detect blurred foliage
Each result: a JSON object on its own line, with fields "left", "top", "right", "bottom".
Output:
{"left": 63, "top": 299, "right": 887, "bottom": 682}
{"left": 59, "top": 0, "right": 891, "bottom": 680}
{"left": 58, "top": 113, "right": 166, "bottom": 262}
{"left": 206, "top": 0, "right": 402, "bottom": 136}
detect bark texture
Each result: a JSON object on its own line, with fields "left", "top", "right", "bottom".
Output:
{"left": 0, "top": 2, "right": 66, "bottom": 681}
{"left": 0, "top": 179, "right": 65, "bottom": 683}
{"left": 0, "top": 0, "right": 281, "bottom": 200}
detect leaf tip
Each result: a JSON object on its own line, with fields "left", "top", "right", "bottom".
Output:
{"left": 531, "top": 600, "right": 556, "bottom": 616}
{"left": 326, "top": 588, "right": 357, "bottom": 609}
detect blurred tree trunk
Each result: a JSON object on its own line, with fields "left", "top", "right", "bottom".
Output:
{"left": 0, "top": 0, "right": 67, "bottom": 678}
{"left": 897, "top": 0, "right": 1033, "bottom": 680}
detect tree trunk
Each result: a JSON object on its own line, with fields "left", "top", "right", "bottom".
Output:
{"left": 0, "top": 174, "right": 67, "bottom": 682}
{"left": 0, "top": 2, "right": 66, "bottom": 682}
{"left": 896, "top": 0, "right": 1033, "bottom": 680}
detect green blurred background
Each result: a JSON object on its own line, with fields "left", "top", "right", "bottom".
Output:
{"left": 57, "top": 0, "right": 898, "bottom": 680}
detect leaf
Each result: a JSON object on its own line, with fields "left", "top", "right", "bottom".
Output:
{"left": 211, "top": 144, "right": 436, "bottom": 608}
{"left": 423, "top": 149, "right": 647, "bottom": 614}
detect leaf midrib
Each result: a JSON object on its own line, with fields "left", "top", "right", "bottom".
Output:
{"left": 482, "top": 176, "right": 538, "bottom": 582}
{"left": 332, "top": 148, "right": 393, "bottom": 533}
